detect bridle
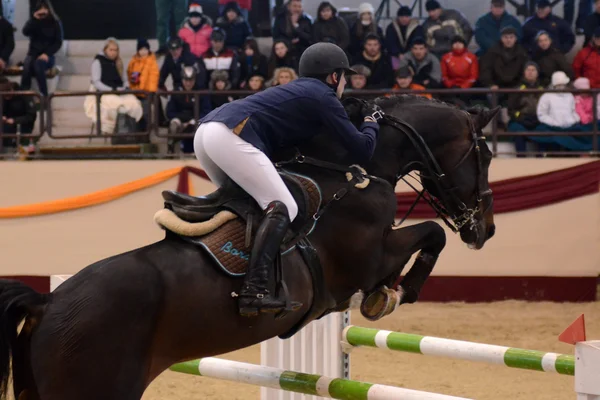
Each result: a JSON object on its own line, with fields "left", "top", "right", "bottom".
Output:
{"left": 382, "top": 112, "right": 493, "bottom": 233}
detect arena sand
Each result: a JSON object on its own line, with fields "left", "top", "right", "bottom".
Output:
{"left": 143, "top": 300, "right": 600, "bottom": 400}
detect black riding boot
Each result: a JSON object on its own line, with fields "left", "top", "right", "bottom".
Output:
{"left": 238, "top": 201, "right": 302, "bottom": 317}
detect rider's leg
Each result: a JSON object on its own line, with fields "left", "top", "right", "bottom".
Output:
{"left": 195, "top": 122, "right": 301, "bottom": 316}
{"left": 194, "top": 123, "right": 228, "bottom": 186}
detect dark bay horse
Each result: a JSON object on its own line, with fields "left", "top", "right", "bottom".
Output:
{"left": 0, "top": 96, "right": 499, "bottom": 400}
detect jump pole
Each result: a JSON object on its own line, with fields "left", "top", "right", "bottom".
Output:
{"left": 341, "top": 326, "right": 575, "bottom": 376}
{"left": 170, "top": 357, "right": 473, "bottom": 400}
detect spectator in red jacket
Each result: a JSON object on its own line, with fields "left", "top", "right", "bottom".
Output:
{"left": 441, "top": 36, "right": 478, "bottom": 89}
{"left": 178, "top": 3, "right": 213, "bottom": 58}
{"left": 573, "top": 27, "right": 600, "bottom": 88}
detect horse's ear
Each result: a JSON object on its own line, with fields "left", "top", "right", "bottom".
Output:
{"left": 469, "top": 106, "right": 501, "bottom": 131}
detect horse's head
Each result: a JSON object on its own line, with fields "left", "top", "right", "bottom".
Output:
{"left": 367, "top": 97, "right": 499, "bottom": 250}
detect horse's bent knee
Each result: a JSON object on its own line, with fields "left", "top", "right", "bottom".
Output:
{"left": 424, "top": 221, "right": 446, "bottom": 254}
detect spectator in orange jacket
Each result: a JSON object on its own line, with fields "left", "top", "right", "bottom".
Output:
{"left": 573, "top": 27, "right": 600, "bottom": 88}
{"left": 441, "top": 36, "right": 478, "bottom": 89}
{"left": 127, "top": 39, "right": 159, "bottom": 131}
{"left": 390, "top": 66, "right": 433, "bottom": 99}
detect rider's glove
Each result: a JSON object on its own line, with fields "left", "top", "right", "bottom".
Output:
{"left": 361, "top": 103, "right": 385, "bottom": 122}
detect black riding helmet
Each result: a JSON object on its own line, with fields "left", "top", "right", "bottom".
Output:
{"left": 299, "top": 42, "right": 357, "bottom": 79}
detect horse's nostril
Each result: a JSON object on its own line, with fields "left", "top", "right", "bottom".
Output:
{"left": 487, "top": 224, "right": 496, "bottom": 239}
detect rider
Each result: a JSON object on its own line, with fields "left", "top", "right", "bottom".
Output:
{"left": 194, "top": 42, "right": 384, "bottom": 317}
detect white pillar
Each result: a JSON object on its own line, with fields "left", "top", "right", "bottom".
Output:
{"left": 575, "top": 341, "right": 600, "bottom": 400}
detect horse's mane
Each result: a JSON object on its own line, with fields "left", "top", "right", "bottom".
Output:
{"left": 373, "top": 94, "right": 459, "bottom": 110}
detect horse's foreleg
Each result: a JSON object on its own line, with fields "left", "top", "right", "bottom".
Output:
{"left": 384, "top": 221, "right": 446, "bottom": 304}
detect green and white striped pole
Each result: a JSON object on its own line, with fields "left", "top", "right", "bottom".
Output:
{"left": 171, "top": 357, "right": 473, "bottom": 400}
{"left": 342, "top": 326, "right": 575, "bottom": 376}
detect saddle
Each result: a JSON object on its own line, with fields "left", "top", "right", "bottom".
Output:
{"left": 155, "top": 171, "right": 322, "bottom": 276}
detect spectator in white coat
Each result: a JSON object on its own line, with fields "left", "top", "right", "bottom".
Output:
{"left": 536, "top": 71, "right": 580, "bottom": 129}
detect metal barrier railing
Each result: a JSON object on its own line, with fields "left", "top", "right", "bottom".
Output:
{"left": 46, "top": 90, "right": 152, "bottom": 139}
{"left": 1, "top": 87, "right": 600, "bottom": 157}
{"left": 0, "top": 90, "right": 45, "bottom": 153}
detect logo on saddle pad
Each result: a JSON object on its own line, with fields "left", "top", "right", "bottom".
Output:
{"left": 220, "top": 241, "right": 249, "bottom": 261}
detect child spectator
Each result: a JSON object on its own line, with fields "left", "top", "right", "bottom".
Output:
{"left": 353, "top": 33, "right": 394, "bottom": 89}
{"left": 127, "top": 39, "right": 159, "bottom": 131}
{"left": 573, "top": 27, "right": 600, "bottom": 88}
{"left": 348, "top": 64, "right": 370, "bottom": 90}
{"left": 20, "top": 0, "right": 63, "bottom": 96}
{"left": 246, "top": 73, "right": 265, "bottom": 92}
{"left": 474, "top": 0, "right": 522, "bottom": 57}
{"left": 391, "top": 65, "right": 432, "bottom": 98}
{"left": 573, "top": 77, "right": 594, "bottom": 125}
{"left": 441, "top": 36, "right": 478, "bottom": 89}
{"left": 167, "top": 65, "right": 211, "bottom": 153}
{"left": 0, "top": 13, "right": 14, "bottom": 73}
{"left": 522, "top": 0, "right": 574, "bottom": 54}
{"left": 532, "top": 31, "right": 573, "bottom": 87}
{"left": 159, "top": 37, "right": 206, "bottom": 90}
{"left": 202, "top": 28, "right": 240, "bottom": 88}
{"left": 422, "top": 0, "right": 473, "bottom": 59}
{"left": 272, "top": 0, "right": 313, "bottom": 59}
{"left": 84, "top": 38, "right": 143, "bottom": 134}
{"left": 384, "top": 6, "right": 424, "bottom": 68}
{"left": 507, "top": 62, "right": 544, "bottom": 152}
{"left": 348, "top": 3, "right": 384, "bottom": 61}
{"left": 215, "top": 1, "right": 252, "bottom": 51}
{"left": 480, "top": 27, "right": 529, "bottom": 90}
{"left": 0, "top": 78, "right": 37, "bottom": 149}
{"left": 178, "top": 3, "right": 213, "bottom": 59}
{"left": 238, "top": 38, "right": 268, "bottom": 88}
{"left": 312, "top": 2, "right": 349, "bottom": 52}
{"left": 399, "top": 37, "right": 442, "bottom": 88}
{"left": 267, "top": 39, "right": 298, "bottom": 78}
{"left": 537, "top": 71, "right": 580, "bottom": 129}
{"left": 209, "top": 69, "right": 234, "bottom": 109}
{"left": 269, "top": 66, "right": 298, "bottom": 87}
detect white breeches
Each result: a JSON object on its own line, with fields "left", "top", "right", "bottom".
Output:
{"left": 194, "top": 121, "right": 299, "bottom": 221}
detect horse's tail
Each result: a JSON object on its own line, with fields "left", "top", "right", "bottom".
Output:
{"left": 0, "top": 280, "right": 48, "bottom": 400}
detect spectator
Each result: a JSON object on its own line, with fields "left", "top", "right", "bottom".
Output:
{"left": 573, "top": 27, "right": 600, "bottom": 88}
{"left": 269, "top": 66, "right": 298, "bottom": 87}
{"left": 272, "top": 0, "right": 313, "bottom": 59}
{"left": 312, "top": 2, "right": 350, "bottom": 52}
{"left": 507, "top": 62, "right": 544, "bottom": 152}
{"left": 532, "top": 31, "right": 574, "bottom": 87}
{"left": 84, "top": 38, "right": 143, "bottom": 134}
{"left": 522, "top": 0, "right": 575, "bottom": 55}
{"left": 474, "top": 0, "right": 522, "bottom": 57}
{"left": 564, "top": 0, "right": 593, "bottom": 35}
{"left": 583, "top": 0, "right": 600, "bottom": 46}
{"left": 246, "top": 73, "right": 266, "bottom": 92}
{"left": 0, "top": 78, "right": 36, "bottom": 149}
{"left": 178, "top": 3, "right": 213, "bottom": 59}
{"left": 537, "top": 71, "right": 580, "bottom": 129}
{"left": 391, "top": 65, "right": 433, "bottom": 98}
{"left": 154, "top": 0, "right": 187, "bottom": 55}
{"left": 267, "top": 39, "right": 298, "bottom": 78}
{"left": 348, "top": 3, "right": 384, "bottom": 61}
{"left": 353, "top": 33, "right": 394, "bottom": 89}
{"left": 238, "top": 38, "right": 268, "bottom": 88}
{"left": 0, "top": 12, "right": 14, "bottom": 73}
{"left": 218, "top": 0, "right": 251, "bottom": 21}
{"left": 384, "top": 6, "right": 424, "bottom": 67}
{"left": 573, "top": 77, "right": 594, "bottom": 125}
{"left": 127, "top": 39, "right": 159, "bottom": 131}
{"left": 203, "top": 28, "right": 240, "bottom": 88}
{"left": 167, "top": 65, "right": 211, "bottom": 153}
{"left": 159, "top": 37, "right": 207, "bottom": 90}
{"left": 422, "top": 0, "right": 473, "bottom": 59}
{"left": 215, "top": 2, "right": 252, "bottom": 51}
{"left": 208, "top": 69, "right": 234, "bottom": 109}
{"left": 399, "top": 37, "right": 442, "bottom": 88}
{"left": 347, "top": 64, "right": 370, "bottom": 90}
{"left": 480, "top": 27, "right": 529, "bottom": 89}
{"left": 20, "top": 0, "right": 62, "bottom": 96}
{"left": 441, "top": 36, "right": 478, "bottom": 89}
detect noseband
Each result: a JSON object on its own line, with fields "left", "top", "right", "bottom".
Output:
{"left": 382, "top": 112, "right": 492, "bottom": 233}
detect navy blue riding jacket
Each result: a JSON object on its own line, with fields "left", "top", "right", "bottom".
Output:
{"left": 200, "top": 77, "right": 379, "bottom": 163}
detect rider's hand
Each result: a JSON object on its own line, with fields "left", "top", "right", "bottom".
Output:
{"left": 361, "top": 103, "right": 384, "bottom": 122}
